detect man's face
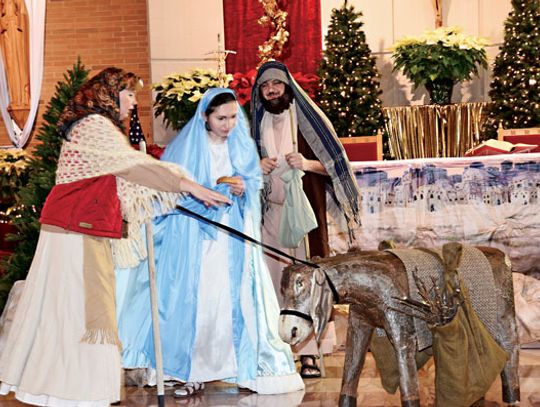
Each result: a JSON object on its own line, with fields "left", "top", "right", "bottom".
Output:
{"left": 260, "top": 79, "right": 285, "bottom": 102}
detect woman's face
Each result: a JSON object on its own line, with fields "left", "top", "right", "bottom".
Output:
{"left": 204, "top": 101, "right": 238, "bottom": 143}
{"left": 119, "top": 89, "right": 137, "bottom": 119}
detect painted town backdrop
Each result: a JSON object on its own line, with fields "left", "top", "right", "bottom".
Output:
{"left": 328, "top": 154, "right": 540, "bottom": 278}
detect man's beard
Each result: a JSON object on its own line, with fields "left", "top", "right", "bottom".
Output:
{"left": 261, "top": 90, "right": 293, "bottom": 114}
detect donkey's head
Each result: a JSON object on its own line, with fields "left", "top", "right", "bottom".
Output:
{"left": 279, "top": 263, "right": 335, "bottom": 346}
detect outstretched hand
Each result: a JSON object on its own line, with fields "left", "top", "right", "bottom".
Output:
{"left": 180, "top": 179, "right": 232, "bottom": 207}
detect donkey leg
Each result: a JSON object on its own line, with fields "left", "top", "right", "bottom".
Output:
{"left": 339, "top": 306, "right": 373, "bottom": 407}
{"left": 501, "top": 339, "right": 520, "bottom": 404}
{"left": 388, "top": 319, "right": 420, "bottom": 407}
{"left": 497, "top": 270, "right": 520, "bottom": 404}
{"left": 488, "top": 248, "right": 520, "bottom": 404}
{"left": 499, "top": 310, "right": 521, "bottom": 403}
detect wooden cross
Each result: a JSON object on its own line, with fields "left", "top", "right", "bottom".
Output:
{"left": 432, "top": 0, "right": 443, "bottom": 28}
{"left": 205, "top": 34, "right": 236, "bottom": 87}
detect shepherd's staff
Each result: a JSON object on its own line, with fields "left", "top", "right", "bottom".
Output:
{"left": 290, "top": 108, "right": 327, "bottom": 379}
{"left": 139, "top": 140, "right": 165, "bottom": 407}
{"left": 305, "top": 234, "right": 326, "bottom": 379}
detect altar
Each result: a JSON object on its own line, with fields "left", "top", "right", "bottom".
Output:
{"left": 329, "top": 152, "right": 540, "bottom": 278}
{"left": 383, "top": 102, "right": 489, "bottom": 159}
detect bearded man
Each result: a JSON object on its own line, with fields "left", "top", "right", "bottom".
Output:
{"left": 250, "top": 61, "right": 361, "bottom": 378}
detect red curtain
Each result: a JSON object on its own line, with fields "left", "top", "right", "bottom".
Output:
{"left": 223, "top": 0, "right": 322, "bottom": 75}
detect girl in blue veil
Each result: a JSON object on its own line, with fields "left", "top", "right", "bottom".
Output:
{"left": 116, "top": 88, "right": 304, "bottom": 395}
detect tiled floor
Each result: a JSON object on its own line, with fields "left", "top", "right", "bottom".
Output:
{"left": 1, "top": 348, "right": 539, "bottom": 406}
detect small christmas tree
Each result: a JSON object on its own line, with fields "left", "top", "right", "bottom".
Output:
{"left": 0, "top": 60, "right": 89, "bottom": 312}
{"left": 484, "top": 0, "right": 540, "bottom": 138}
{"left": 319, "top": 1, "right": 385, "bottom": 138}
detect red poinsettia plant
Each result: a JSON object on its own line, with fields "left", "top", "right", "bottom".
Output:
{"left": 146, "top": 144, "right": 166, "bottom": 160}
{"left": 229, "top": 69, "right": 258, "bottom": 107}
{"left": 131, "top": 143, "right": 166, "bottom": 160}
{"left": 292, "top": 72, "right": 321, "bottom": 100}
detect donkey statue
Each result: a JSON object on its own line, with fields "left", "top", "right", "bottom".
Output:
{"left": 278, "top": 243, "right": 520, "bottom": 407}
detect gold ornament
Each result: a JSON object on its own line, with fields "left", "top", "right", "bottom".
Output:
{"left": 257, "top": 0, "right": 289, "bottom": 67}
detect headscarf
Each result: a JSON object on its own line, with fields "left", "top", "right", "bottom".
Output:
{"left": 58, "top": 67, "right": 142, "bottom": 138}
{"left": 162, "top": 87, "right": 262, "bottom": 223}
{"left": 250, "top": 60, "right": 361, "bottom": 230}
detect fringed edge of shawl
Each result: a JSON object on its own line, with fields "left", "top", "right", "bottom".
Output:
{"left": 112, "top": 180, "right": 182, "bottom": 268}
{"left": 80, "top": 328, "right": 123, "bottom": 351}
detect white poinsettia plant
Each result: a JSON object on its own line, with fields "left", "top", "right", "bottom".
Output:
{"left": 152, "top": 68, "right": 232, "bottom": 131}
{"left": 391, "top": 26, "right": 489, "bottom": 88}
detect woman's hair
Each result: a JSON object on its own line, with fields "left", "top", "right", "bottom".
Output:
{"left": 205, "top": 92, "right": 237, "bottom": 116}
{"left": 57, "top": 67, "right": 143, "bottom": 139}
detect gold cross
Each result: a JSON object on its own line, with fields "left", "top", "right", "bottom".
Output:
{"left": 205, "top": 34, "right": 236, "bottom": 87}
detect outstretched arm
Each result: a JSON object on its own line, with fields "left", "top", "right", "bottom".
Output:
{"left": 180, "top": 178, "right": 232, "bottom": 207}
{"left": 114, "top": 162, "right": 231, "bottom": 207}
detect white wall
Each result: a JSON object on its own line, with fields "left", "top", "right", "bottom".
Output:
{"left": 149, "top": 0, "right": 513, "bottom": 143}
{"left": 148, "top": 0, "right": 224, "bottom": 144}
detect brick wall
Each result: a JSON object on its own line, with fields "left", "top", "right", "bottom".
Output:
{"left": 0, "top": 0, "right": 152, "bottom": 148}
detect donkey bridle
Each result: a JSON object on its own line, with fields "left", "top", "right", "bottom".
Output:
{"left": 279, "top": 309, "right": 314, "bottom": 324}
{"left": 279, "top": 271, "right": 340, "bottom": 324}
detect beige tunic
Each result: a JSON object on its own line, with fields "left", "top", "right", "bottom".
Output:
{"left": 0, "top": 116, "right": 190, "bottom": 407}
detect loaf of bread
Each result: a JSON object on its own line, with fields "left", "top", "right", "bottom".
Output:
{"left": 216, "top": 176, "right": 241, "bottom": 185}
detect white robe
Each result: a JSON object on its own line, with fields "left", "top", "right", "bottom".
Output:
{"left": 189, "top": 140, "right": 237, "bottom": 381}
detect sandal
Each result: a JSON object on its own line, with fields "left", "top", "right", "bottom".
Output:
{"left": 173, "top": 381, "right": 205, "bottom": 397}
{"left": 300, "top": 355, "right": 321, "bottom": 379}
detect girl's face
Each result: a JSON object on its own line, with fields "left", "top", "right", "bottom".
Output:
{"left": 204, "top": 101, "right": 238, "bottom": 144}
{"left": 119, "top": 89, "right": 137, "bottom": 119}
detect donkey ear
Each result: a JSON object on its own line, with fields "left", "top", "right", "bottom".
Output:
{"left": 310, "top": 269, "right": 333, "bottom": 344}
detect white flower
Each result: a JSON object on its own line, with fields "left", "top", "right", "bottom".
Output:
{"left": 391, "top": 26, "right": 488, "bottom": 51}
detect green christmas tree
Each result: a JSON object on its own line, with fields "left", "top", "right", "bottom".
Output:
{"left": 484, "top": 0, "right": 540, "bottom": 138}
{"left": 318, "top": 1, "right": 385, "bottom": 138}
{"left": 0, "top": 60, "right": 89, "bottom": 311}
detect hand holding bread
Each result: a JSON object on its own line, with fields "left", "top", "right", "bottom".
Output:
{"left": 217, "top": 175, "right": 244, "bottom": 196}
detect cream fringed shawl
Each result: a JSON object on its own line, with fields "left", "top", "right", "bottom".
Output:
{"left": 56, "top": 114, "right": 188, "bottom": 268}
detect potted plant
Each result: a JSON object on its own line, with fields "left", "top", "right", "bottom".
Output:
{"left": 152, "top": 68, "right": 232, "bottom": 131}
{"left": 391, "top": 26, "right": 489, "bottom": 104}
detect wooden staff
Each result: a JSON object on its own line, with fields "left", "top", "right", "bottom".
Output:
{"left": 290, "top": 106, "right": 327, "bottom": 378}
{"left": 139, "top": 140, "right": 165, "bottom": 407}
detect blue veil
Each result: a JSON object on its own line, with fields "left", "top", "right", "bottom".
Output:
{"left": 162, "top": 87, "right": 262, "bottom": 219}
{"left": 116, "top": 88, "right": 302, "bottom": 393}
